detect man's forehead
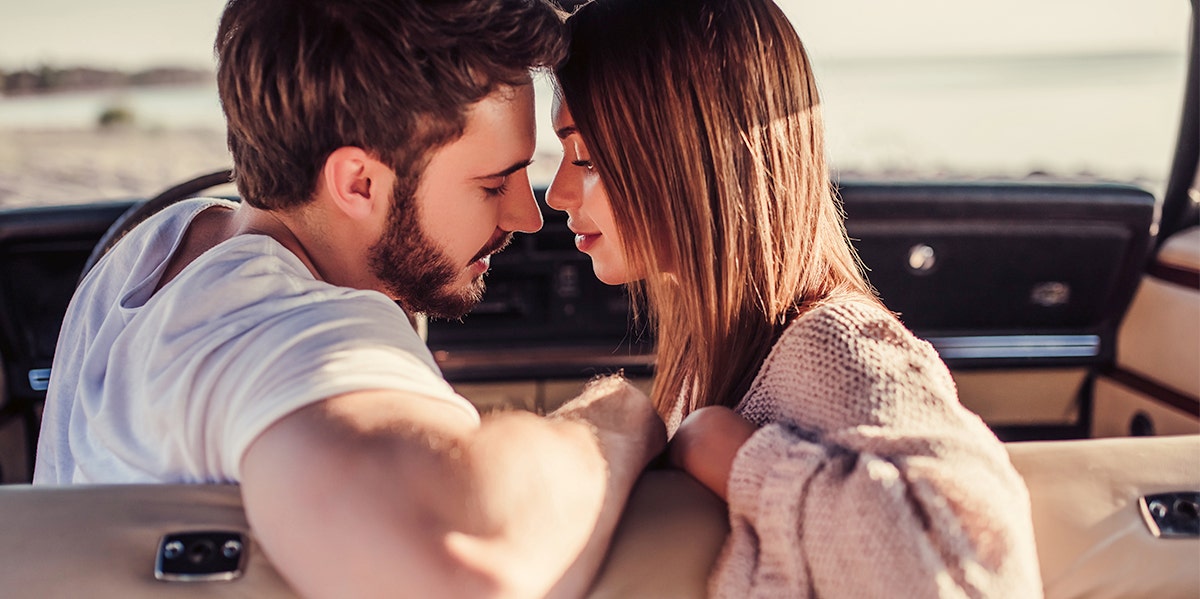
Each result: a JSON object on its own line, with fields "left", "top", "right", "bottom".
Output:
{"left": 464, "top": 83, "right": 535, "bottom": 127}
{"left": 425, "top": 84, "right": 537, "bottom": 179}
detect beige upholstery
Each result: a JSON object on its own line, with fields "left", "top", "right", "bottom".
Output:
{"left": 595, "top": 435, "right": 1200, "bottom": 598}
{"left": 0, "top": 484, "right": 293, "bottom": 597}
{"left": 1115, "top": 226, "right": 1200, "bottom": 401}
{"left": 1157, "top": 226, "right": 1200, "bottom": 273}
{"left": 0, "top": 473, "right": 723, "bottom": 598}
{"left": 1008, "top": 434, "right": 1200, "bottom": 599}
{"left": 1093, "top": 375, "right": 1200, "bottom": 438}
{"left": 587, "top": 470, "right": 728, "bottom": 598}
{"left": 0, "top": 436, "right": 1195, "bottom": 597}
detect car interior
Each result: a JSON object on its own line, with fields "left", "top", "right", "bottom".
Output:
{"left": 0, "top": 2, "right": 1195, "bottom": 598}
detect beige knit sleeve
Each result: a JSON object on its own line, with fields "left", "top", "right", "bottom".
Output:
{"left": 710, "top": 302, "right": 1043, "bottom": 598}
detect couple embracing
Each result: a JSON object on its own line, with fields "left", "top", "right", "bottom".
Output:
{"left": 35, "top": 0, "right": 1042, "bottom": 597}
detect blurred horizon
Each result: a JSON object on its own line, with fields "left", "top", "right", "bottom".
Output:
{"left": 0, "top": 1, "right": 1188, "bottom": 71}
{"left": 0, "top": 0, "right": 1192, "bottom": 206}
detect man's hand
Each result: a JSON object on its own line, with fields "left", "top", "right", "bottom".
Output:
{"left": 551, "top": 375, "right": 667, "bottom": 471}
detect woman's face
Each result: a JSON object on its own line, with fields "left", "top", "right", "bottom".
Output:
{"left": 545, "top": 97, "right": 635, "bottom": 285}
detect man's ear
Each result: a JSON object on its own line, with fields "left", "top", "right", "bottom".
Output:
{"left": 321, "top": 146, "right": 391, "bottom": 221}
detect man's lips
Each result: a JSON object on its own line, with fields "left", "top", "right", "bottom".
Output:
{"left": 469, "top": 232, "right": 514, "bottom": 268}
{"left": 470, "top": 254, "right": 492, "bottom": 274}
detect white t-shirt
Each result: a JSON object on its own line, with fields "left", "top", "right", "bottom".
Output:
{"left": 34, "top": 198, "right": 478, "bottom": 485}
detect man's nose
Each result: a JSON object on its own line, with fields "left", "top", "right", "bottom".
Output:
{"left": 500, "top": 180, "right": 543, "bottom": 234}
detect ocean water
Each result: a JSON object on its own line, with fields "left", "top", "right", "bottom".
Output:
{"left": 0, "top": 83, "right": 225, "bottom": 131}
{"left": 0, "top": 51, "right": 1190, "bottom": 199}
{"left": 812, "top": 52, "right": 1189, "bottom": 189}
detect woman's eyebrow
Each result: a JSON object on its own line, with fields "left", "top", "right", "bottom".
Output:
{"left": 555, "top": 125, "right": 579, "bottom": 140}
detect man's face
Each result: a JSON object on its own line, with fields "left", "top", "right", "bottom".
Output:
{"left": 369, "top": 84, "right": 543, "bottom": 319}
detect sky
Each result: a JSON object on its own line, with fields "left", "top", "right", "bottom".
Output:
{"left": 0, "top": 0, "right": 1190, "bottom": 71}
{"left": 0, "top": 0, "right": 229, "bottom": 70}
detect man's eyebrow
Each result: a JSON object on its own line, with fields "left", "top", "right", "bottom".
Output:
{"left": 555, "top": 125, "right": 579, "bottom": 140}
{"left": 476, "top": 159, "right": 534, "bottom": 180}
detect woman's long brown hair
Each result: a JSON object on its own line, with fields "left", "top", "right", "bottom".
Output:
{"left": 557, "top": 0, "right": 880, "bottom": 417}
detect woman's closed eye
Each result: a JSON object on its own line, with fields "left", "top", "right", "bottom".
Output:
{"left": 572, "top": 159, "right": 595, "bottom": 171}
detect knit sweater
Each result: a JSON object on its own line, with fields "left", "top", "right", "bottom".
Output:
{"left": 701, "top": 299, "right": 1043, "bottom": 598}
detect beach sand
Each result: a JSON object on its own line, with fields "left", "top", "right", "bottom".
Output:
{"left": 0, "top": 127, "right": 566, "bottom": 209}
{"left": 0, "top": 127, "right": 233, "bottom": 208}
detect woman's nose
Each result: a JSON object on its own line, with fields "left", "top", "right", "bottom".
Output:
{"left": 545, "top": 162, "right": 579, "bottom": 212}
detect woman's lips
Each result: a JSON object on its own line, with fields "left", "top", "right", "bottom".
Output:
{"left": 574, "top": 232, "right": 600, "bottom": 252}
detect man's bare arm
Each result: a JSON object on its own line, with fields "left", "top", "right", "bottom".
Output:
{"left": 239, "top": 375, "right": 664, "bottom": 599}
{"left": 544, "top": 376, "right": 668, "bottom": 598}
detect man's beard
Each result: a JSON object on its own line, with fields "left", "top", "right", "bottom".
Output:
{"left": 367, "top": 185, "right": 512, "bottom": 320}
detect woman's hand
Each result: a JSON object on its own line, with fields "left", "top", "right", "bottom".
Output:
{"left": 667, "top": 406, "right": 758, "bottom": 500}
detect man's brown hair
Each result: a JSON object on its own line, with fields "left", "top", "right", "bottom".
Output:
{"left": 216, "top": 0, "right": 565, "bottom": 209}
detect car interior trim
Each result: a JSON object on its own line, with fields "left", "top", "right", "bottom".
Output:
{"left": 433, "top": 345, "right": 655, "bottom": 382}
{"left": 926, "top": 335, "right": 1101, "bottom": 360}
{"left": 1148, "top": 226, "right": 1200, "bottom": 288}
{"left": 1137, "top": 492, "right": 1200, "bottom": 539}
{"left": 1103, "top": 367, "right": 1200, "bottom": 419}
{"left": 1147, "top": 262, "right": 1200, "bottom": 290}
{"left": 27, "top": 368, "right": 50, "bottom": 392}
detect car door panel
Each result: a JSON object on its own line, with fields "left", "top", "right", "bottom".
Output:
{"left": 1093, "top": 226, "right": 1200, "bottom": 437}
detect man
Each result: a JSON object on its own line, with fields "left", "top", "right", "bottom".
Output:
{"left": 33, "top": 0, "right": 665, "bottom": 597}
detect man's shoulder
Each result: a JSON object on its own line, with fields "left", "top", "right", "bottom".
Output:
{"left": 121, "top": 198, "right": 240, "bottom": 255}
{"left": 80, "top": 198, "right": 240, "bottom": 297}
{"left": 159, "top": 241, "right": 410, "bottom": 340}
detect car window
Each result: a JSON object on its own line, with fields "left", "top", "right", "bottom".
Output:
{"left": 778, "top": 0, "right": 1191, "bottom": 197}
{"left": 0, "top": 0, "right": 1191, "bottom": 207}
{"left": 531, "top": 1, "right": 1191, "bottom": 194}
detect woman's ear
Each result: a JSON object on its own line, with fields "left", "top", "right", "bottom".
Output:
{"left": 321, "top": 146, "right": 392, "bottom": 221}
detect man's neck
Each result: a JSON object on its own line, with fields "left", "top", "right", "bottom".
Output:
{"left": 233, "top": 203, "right": 323, "bottom": 281}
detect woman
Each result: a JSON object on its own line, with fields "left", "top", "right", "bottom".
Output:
{"left": 546, "top": 0, "right": 1044, "bottom": 596}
